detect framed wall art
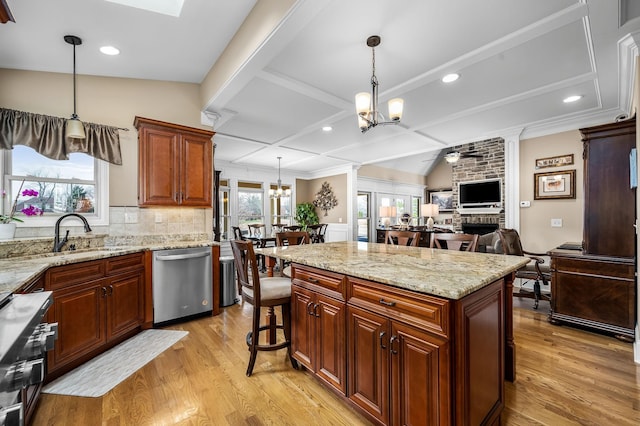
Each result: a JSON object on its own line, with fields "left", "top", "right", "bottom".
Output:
{"left": 534, "top": 169, "right": 576, "bottom": 200}
{"left": 535, "top": 154, "right": 574, "bottom": 169}
{"left": 429, "top": 190, "right": 453, "bottom": 211}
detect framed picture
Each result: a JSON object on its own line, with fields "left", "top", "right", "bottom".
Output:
{"left": 534, "top": 170, "right": 576, "bottom": 200}
{"left": 535, "top": 154, "right": 574, "bottom": 169}
{"left": 430, "top": 190, "right": 453, "bottom": 211}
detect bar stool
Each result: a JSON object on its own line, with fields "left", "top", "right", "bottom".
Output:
{"left": 230, "top": 239, "right": 298, "bottom": 376}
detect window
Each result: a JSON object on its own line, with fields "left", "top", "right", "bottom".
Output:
{"left": 237, "top": 181, "right": 264, "bottom": 233}
{"left": 411, "top": 196, "right": 422, "bottom": 225}
{"left": 2, "top": 145, "right": 109, "bottom": 227}
{"left": 270, "top": 184, "right": 292, "bottom": 226}
{"left": 357, "top": 192, "right": 370, "bottom": 242}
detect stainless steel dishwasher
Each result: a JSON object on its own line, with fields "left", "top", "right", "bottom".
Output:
{"left": 152, "top": 246, "right": 213, "bottom": 325}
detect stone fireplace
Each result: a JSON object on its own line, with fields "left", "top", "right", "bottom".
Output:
{"left": 451, "top": 138, "right": 505, "bottom": 232}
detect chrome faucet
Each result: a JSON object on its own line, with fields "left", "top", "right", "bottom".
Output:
{"left": 53, "top": 213, "right": 92, "bottom": 252}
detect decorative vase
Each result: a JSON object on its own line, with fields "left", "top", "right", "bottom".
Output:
{"left": 0, "top": 222, "right": 17, "bottom": 240}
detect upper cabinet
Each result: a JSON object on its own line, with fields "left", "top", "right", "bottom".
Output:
{"left": 580, "top": 117, "right": 636, "bottom": 258}
{"left": 134, "top": 116, "right": 215, "bottom": 207}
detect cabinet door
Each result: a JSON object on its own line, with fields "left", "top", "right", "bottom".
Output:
{"left": 48, "top": 282, "right": 106, "bottom": 374}
{"left": 391, "top": 321, "right": 450, "bottom": 426}
{"left": 106, "top": 270, "right": 145, "bottom": 340}
{"left": 180, "top": 134, "right": 212, "bottom": 206}
{"left": 347, "top": 305, "right": 390, "bottom": 424}
{"left": 315, "top": 293, "right": 346, "bottom": 394}
{"left": 138, "top": 126, "right": 180, "bottom": 206}
{"left": 291, "top": 284, "right": 315, "bottom": 370}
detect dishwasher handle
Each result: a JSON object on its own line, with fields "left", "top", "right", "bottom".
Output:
{"left": 155, "top": 251, "right": 211, "bottom": 261}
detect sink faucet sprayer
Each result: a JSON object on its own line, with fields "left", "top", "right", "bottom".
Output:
{"left": 53, "top": 213, "right": 92, "bottom": 252}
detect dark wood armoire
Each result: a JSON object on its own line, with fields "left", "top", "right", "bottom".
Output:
{"left": 549, "top": 117, "right": 636, "bottom": 341}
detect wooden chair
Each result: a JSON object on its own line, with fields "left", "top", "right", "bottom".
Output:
{"left": 314, "top": 223, "right": 328, "bottom": 243}
{"left": 230, "top": 239, "right": 298, "bottom": 376}
{"left": 247, "top": 223, "right": 266, "bottom": 238}
{"left": 232, "top": 226, "right": 245, "bottom": 241}
{"left": 275, "top": 231, "right": 310, "bottom": 277}
{"left": 496, "top": 228, "right": 551, "bottom": 309}
{"left": 385, "top": 230, "right": 421, "bottom": 246}
{"left": 430, "top": 232, "right": 479, "bottom": 252}
{"left": 283, "top": 225, "right": 300, "bottom": 231}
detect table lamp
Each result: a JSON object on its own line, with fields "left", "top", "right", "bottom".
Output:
{"left": 421, "top": 203, "right": 439, "bottom": 229}
{"left": 379, "top": 206, "right": 397, "bottom": 228}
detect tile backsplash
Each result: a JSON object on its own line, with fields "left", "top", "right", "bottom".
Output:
{"left": 11, "top": 206, "right": 210, "bottom": 239}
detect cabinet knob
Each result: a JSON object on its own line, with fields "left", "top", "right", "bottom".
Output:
{"left": 379, "top": 298, "right": 396, "bottom": 307}
{"left": 306, "top": 302, "right": 314, "bottom": 316}
{"left": 313, "top": 303, "right": 320, "bottom": 317}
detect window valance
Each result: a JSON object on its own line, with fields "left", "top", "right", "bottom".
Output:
{"left": 0, "top": 108, "right": 123, "bottom": 165}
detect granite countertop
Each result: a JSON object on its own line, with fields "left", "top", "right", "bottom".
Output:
{"left": 257, "top": 241, "right": 530, "bottom": 300}
{"left": 0, "top": 239, "right": 218, "bottom": 297}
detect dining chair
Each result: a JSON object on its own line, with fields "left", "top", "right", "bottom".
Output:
{"left": 230, "top": 239, "right": 298, "bottom": 376}
{"left": 247, "top": 223, "right": 266, "bottom": 238}
{"left": 314, "top": 223, "right": 328, "bottom": 243}
{"left": 232, "top": 226, "right": 245, "bottom": 241}
{"left": 385, "top": 230, "right": 421, "bottom": 246}
{"left": 429, "top": 232, "right": 479, "bottom": 252}
{"left": 496, "top": 228, "right": 551, "bottom": 309}
{"left": 283, "top": 225, "right": 301, "bottom": 231}
{"left": 275, "top": 231, "right": 310, "bottom": 277}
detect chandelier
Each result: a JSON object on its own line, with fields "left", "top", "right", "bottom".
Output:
{"left": 355, "top": 35, "right": 404, "bottom": 133}
{"left": 269, "top": 156, "right": 291, "bottom": 199}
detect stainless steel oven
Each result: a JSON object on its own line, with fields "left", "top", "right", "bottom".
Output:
{"left": 0, "top": 292, "right": 57, "bottom": 426}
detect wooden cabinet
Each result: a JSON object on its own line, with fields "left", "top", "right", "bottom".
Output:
{"left": 45, "top": 253, "right": 145, "bottom": 380}
{"left": 549, "top": 250, "right": 635, "bottom": 341}
{"left": 581, "top": 118, "right": 636, "bottom": 258}
{"left": 291, "top": 265, "right": 346, "bottom": 394}
{"left": 548, "top": 118, "right": 637, "bottom": 341}
{"left": 135, "top": 116, "right": 214, "bottom": 207}
{"left": 290, "top": 261, "right": 508, "bottom": 425}
{"left": 348, "top": 277, "right": 451, "bottom": 425}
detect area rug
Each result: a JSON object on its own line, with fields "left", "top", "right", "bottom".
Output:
{"left": 42, "top": 329, "right": 188, "bottom": 397}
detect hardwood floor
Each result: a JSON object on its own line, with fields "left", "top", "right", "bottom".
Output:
{"left": 32, "top": 299, "right": 640, "bottom": 425}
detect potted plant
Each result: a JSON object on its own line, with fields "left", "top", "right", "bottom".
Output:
{"left": 294, "top": 202, "right": 319, "bottom": 231}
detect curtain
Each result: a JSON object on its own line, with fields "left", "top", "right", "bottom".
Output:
{"left": 0, "top": 108, "right": 123, "bottom": 165}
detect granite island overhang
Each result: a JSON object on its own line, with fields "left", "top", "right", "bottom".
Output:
{"left": 257, "top": 241, "right": 530, "bottom": 425}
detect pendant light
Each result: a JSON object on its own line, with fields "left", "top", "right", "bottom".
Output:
{"left": 269, "top": 157, "right": 291, "bottom": 199}
{"left": 64, "top": 35, "right": 85, "bottom": 139}
{"left": 355, "top": 35, "right": 404, "bottom": 133}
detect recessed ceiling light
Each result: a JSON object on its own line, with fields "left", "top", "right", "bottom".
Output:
{"left": 322, "top": 126, "right": 332, "bottom": 132}
{"left": 563, "top": 95, "right": 582, "bottom": 103}
{"left": 100, "top": 46, "right": 120, "bottom": 55}
{"left": 442, "top": 73, "right": 460, "bottom": 83}
{"left": 104, "top": 0, "right": 184, "bottom": 17}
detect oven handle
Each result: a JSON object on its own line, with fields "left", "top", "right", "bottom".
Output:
{"left": 155, "top": 252, "right": 211, "bottom": 261}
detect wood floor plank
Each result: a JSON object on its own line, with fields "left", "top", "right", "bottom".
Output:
{"left": 32, "top": 299, "right": 639, "bottom": 425}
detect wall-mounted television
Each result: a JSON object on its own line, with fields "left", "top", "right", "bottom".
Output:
{"left": 458, "top": 178, "right": 502, "bottom": 208}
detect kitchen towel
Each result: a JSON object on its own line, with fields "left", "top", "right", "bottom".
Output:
{"left": 42, "top": 329, "right": 188, "bottom": 397}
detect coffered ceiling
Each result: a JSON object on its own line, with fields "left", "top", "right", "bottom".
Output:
{"left": 1, "top": 0, "right": 639, "bottom": 177}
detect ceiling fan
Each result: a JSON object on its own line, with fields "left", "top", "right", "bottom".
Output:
{"left": 444, "top": 144, "right": 483, "bottom": 163}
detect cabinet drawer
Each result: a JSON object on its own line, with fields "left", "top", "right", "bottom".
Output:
{"left": 553, "top": 256, "right": 634, "bottom": 279}
{"left": 106, "top": 252, "right": 145, "bottom": 276}
{"left": 292, "top": 264, "right": 345, "bottom": 300}
{"left": 46, "top": 260, "right": 105, "bottom": 290}
{"left": 348, "top": 277, "right": 449, "bottom": 337}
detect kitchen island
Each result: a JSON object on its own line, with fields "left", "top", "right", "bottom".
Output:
{"left": 258, "top": 241, "right": 528, "bottom": 426}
